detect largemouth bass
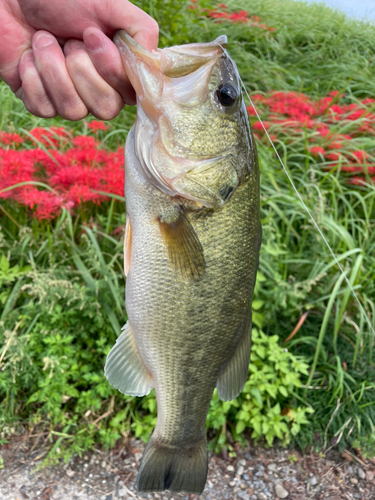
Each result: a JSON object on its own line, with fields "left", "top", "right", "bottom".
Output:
{"left": 105, "top": 31, "right": 261, "bottom": 495}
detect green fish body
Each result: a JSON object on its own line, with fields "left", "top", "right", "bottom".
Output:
{"left": 105, "top": 32, "right": 261, "bottom": 495}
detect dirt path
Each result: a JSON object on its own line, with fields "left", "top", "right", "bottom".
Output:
{"left": 1, "top": 438, "right": 374, "bottom": 500}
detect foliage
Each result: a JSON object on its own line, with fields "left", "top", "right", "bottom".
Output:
{"left": 0, "top": 0, "right": 375, "bottom": 461}
{"left": 207, "top": 329, "right": 312, "bottom": 452}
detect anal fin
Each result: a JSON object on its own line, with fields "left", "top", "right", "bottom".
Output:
{"left": 216, "top": 315, "right": 252, "bottom": 402}
{"left": 105, "top": 322, "right": 153, "bottom": 396}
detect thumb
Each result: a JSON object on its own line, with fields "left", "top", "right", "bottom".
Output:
{"left": 96, "top": 0, "right": 159, "bottom": 51}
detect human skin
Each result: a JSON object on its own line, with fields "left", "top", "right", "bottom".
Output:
{"left": 0, "top": 0, "right": 158, "bottom": 120}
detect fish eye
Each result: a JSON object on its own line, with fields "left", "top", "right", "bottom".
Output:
{"left": 217, "top": 83, "right": 238, "bottom": 107}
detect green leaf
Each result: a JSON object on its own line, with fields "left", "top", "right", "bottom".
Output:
{"left": 236, "top": 420, "right": 246, "bottom": 434}
{"left": 252, "top": 300, "right": 265, "bottom": 310}
{"left": 0, "top": 255, "right": 10, "bottom": 272}
{"left": 278, "top": 386, "right": 288, "bottom": 397}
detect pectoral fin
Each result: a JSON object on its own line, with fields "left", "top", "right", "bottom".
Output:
{"left": 158, "top": 210, "right": 205, "bottom": 280}
{"left": 216, "top": 314, "right": 252, "bottom": 401}
{"left": 124, "top": 214, "right": 132, "bottom": 277}
{"left": 105, "top": 322, "right": 153, "bottom": 397}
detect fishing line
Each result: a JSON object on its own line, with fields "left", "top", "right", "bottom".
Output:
{"left": 214, "top": 42, "right": 375, "bottom": 337}
{"left": 237, "top": 72, "right": 375, "bottom": 338}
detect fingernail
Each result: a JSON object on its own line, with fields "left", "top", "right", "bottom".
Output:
{"left": 34, "top": 33, "right": 55, "bottom": 49}
{"left": 65, "top": 39, "right": 84, "bottom": 54}
{"left": 21, "top": 49, "right": 34, "bottom": 62}
{"left": 85, "top": 32, "right": 103, "bottom": 52}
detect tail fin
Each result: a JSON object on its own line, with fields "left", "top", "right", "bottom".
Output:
{"left": 137, "top": 435, "right": 208, "bottom": 494}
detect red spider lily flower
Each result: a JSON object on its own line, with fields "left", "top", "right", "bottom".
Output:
{"left": 309, "top": 146, "right": 325, "bottom": 156}
{"left": 0, "top": 125, "right": 125, "bottom": 219}
{"left": 346, "top": 108, "right": 367, "bottom": 121}
{"left": 349, "top": 177, "right": 375, "bottom": 185}
{"left": 0, "top": 132, "right": 24, "bottom": 145}
{"left": 316, "top": 124, "right": 330, "bottom": 137}
{"left": 205, "top": 6, "right": 274, "bottom": 30}
{"left": 328, "top": 141, "right": 343, "bottom": 150}
{"left": 252, "top": 121, "right": 270, "bottom": 130}
{"left": 352, "top": 150, "right": 369, "bottom": 163}
{"left": 326, "top": 152, "right": 341, "bottom": 161}
{"left": 341, "top": 165, "right": 375, "bottom": 174}
{"left": 87, "top": 120, "right": 109, "bottom": 131}
{"left": 72, "top": 136, "right": 99, "bottom": 149}
{"left": 246, "top": 105, "right": 257, "bottom": 116}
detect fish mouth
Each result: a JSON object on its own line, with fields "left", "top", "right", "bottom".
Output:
{"left": 115, "top": 31, "right": 236, "bottom": 208}
{"left": 114, "top": 30, "right": 227, "bottom": 78}
{"left": 113, "top": 31, "right": 227, "bottom": 102}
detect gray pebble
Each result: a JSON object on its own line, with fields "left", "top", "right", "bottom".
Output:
{"left": 238, "top": 491, "right": 251, "bottom": 500}
{"left": 239, "top": 458, "right": 247, "bottom": 466}
{"left": 348, "top": 466, "right": 354, "bottom": 475}
{"left": 227, "top": 465, "right": 235, "bottom": 472}
{"left": 309, "top": 476, "right": 318, "bottom": 486}
{"left": 358, "top": 468, "right": 366, "bottom": 479}
{"left": 257, "top": 493, "right": 267, "bottom": 500}
{"left": 366, "top": 471, "right": 374, "bottom": 481}
{"left": 237, "top": 465, "right": 245, "bottom": 477}
{"left": 267, "top": 463, "right": 277, "bottom": 472}
{"left": 243, "top": 473, "right": 250, "bottom": 480}
{"left": 253, "top": 480, "right": 266, "bottom": 490}
{"left": 290, "top": 477, "right": 297, "bottom": 483}
{"left": 274, "top": 482, "right": 289, "bottom": 498}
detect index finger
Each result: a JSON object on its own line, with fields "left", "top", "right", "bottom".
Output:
{"left": 97, "top": 0, "right": 159, "bottom": 51}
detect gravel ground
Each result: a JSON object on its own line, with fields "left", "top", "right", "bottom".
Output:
{"left": 1, "top": 438, "right": 375, "bottom": 500}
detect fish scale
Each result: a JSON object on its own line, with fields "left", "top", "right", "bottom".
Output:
{"left": 105, "top": 32, "right": 261, "bottom": 494}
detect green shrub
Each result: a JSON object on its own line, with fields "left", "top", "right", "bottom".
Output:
{"left": 207, "top": 329, "right": 312, "bottom": 452}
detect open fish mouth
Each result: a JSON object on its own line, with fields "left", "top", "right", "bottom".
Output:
{"left": 114, "top": 30, "right": 227, "bottom": 78}
{"left": 114, "top": 31, "right": 244, "bottom": 208}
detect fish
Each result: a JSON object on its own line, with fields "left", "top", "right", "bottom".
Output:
{"left": 104, "top": 31, "right": 261, "bottom": 495}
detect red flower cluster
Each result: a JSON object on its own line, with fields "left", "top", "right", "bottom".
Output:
{"left": 0, "top": 124, "right": 124, "bottom": 219}
{"left": 87, "top": 120, "right": 109, "bottom": 131}
{"left": 190, "top": 1, "right": 275, "bottom": 31}
{"left": 247, "top": 91, "right": 375, "bottom": 184}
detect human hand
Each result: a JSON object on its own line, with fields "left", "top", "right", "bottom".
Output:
{"left": 0, "top": 0, "right": 158, "bottom": 120}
